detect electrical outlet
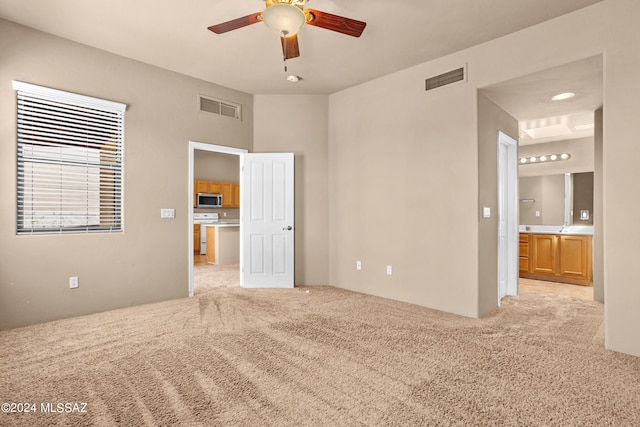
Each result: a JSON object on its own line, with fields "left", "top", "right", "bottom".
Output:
{"left": 356, "top": 260, "right": 362, "bottom": 270}
{"left": 386, "top": 265, "right": 393, "bottom": 275}
{"left": 69, "top": 276, "right": 79, "bottom": 289}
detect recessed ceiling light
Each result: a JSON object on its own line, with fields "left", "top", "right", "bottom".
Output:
{"left": 287, "top": 75, "right": 301, "bottom": 83}
{"left": 551, "top": 92, "right": 575, "bottom": 101}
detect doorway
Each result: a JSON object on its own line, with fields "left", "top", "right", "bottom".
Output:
{"left": 188, "top": 141, "right": 247, "bottom": 297}
{"left": 481, "top": 56, "right": 603, "bottom": 306}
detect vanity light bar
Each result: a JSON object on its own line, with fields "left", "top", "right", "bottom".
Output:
{"left": 519, "top": 153, "right": 570, "bottom": 164}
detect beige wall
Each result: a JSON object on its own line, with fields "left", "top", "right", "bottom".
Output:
{"left": 329, "top": 62, "right": 481, "bottom": 318}
{"left": 0, "top": 20, "right": 253, "bottom": 328}
{"left": 328, "top": 0, "right": 640, "bottom": 356}
{"left": 519, "top": 175, "right": 566, "bottom": 225}
{"left": 602, "top": 0, "right": 640, "bottom": 357}
{"left": 593, "top": 108, "right": 604, "bottom": 302}
{"left": 573, "top": 172, "right": 594, "bottom": 226}
{"left": 194, "top": 151, "right": 240, "bottom": 219}
{"left": 518, "top": 137, "right": 595, "bottom": 178}
{"left": 477, "top": 92, "right": 518, "bottom": 316}
{"left": 195, "top": 151, "right": 239, "bottom": 183}
{"left": 253, "top": 95, "right": 329, "bottom": 286}
{"left": 3, "top": 1, "right": 640, "bottom": 358}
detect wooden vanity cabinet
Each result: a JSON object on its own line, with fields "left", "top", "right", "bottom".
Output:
{"left": 519, "top": 233, "right": 592, "bottom": 286}
{"left": 558, "top": 235, "right": 592, "bottom": 281}
{"left": 531, "top": 234, "right": 558, "bottom": 275}
{"left": 519, "top": 234, "right": 530, "bottom": 273}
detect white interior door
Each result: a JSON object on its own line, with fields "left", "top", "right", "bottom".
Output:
{"left": 240, "top": 153, "right": 294, "bottom": 288}
{"left": 497, "top": 131, "right": 518, "bottom": 304}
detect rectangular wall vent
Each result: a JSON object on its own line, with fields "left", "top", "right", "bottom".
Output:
{"left": 425, "top": 67, "right": 465, "bottom": 91}
{"left": 200, "top": 96, "right": 241, "bottom": 119}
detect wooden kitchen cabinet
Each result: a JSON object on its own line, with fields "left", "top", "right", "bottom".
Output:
{"left": 194, "top": 224, "right": 200, "bottom": 253}
{"left": 220, "top": 182, "right": 234, "bottom": 208}
{"left": 193, "top": 180, "right": 240, "bottom": 208}
{"left": 519, "top": 233, "right": 592, "bottom": 286}
{"left": 232, "top": 183, "right": 240, "bottom": 208}
{"left": 206, "top": 226, "right": 216, "bottom": 264}
{"left": 195, "top": 180, "right": 211, "bottom": 194}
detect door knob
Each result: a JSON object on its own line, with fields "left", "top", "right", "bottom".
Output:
{"left": 283, "top": 226, "right": 292, "bottom": 231}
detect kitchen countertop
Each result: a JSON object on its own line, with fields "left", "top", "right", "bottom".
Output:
{"left": 203, "top": 222, "right": 240, "bottom": 228}
{"left": 519, "top": 225, "right": 593, "bottom": 236}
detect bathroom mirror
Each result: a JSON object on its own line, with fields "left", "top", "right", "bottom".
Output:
{"left": 519, "top": 172, "right": 593, "bottom": 226}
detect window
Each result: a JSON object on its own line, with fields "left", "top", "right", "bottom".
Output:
{"left": 13, "top": 81, "right": 126, "bottom": 234}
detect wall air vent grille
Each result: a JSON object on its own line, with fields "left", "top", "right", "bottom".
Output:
{"left": 200, "top": 96, "right": 241, "bottom": 120}
{"left": 425, "top": 67, "right": 465, "bottom": 91}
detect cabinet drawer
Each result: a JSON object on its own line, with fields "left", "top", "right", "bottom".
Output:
{"left": 519, "top": 257, "right": 529, "bottom": 272}
{"left": 519, "top": 233, "right": 529, "bottom": 243}
{"left": 519, "top": 242, "right": 529, "bottom": 257}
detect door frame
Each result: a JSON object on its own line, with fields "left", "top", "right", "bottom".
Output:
{"left": 188, "top": 141, "right": 248, "bottom": 297}
{"left": 497, "top": 131, "right": 519, "bottom": 304}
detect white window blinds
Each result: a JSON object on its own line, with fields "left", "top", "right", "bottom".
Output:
{"left": 13, "top": 81, "right": 126, "bottom": 234}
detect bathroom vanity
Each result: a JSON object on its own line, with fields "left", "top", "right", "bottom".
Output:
{"left": 519, "top": 228, "right": 592, "bottom": 286}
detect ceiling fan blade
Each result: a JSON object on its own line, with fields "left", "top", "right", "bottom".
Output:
{"left": 281, "top": 34, "right": 300, "bottom": 60}
{"left": 304, "top": 9, "right": 367, "bottom": 37}
{"left": 208, "top": 12, "right": 262, "bottom": 34}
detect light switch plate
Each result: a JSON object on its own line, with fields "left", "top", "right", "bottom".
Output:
{"left": 483, "top": 207, "right": 491, "bottom": 218}
{"left": 161, "top": 208, "right": 175, "bottom": 219}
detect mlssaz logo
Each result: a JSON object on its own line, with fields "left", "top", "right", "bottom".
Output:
{"left": 40, "top": 402, "right": 88, "bottom": 413}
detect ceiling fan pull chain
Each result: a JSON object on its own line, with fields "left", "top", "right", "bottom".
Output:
{"left": 282, "top": 30, "right": 288, "bottom": 72}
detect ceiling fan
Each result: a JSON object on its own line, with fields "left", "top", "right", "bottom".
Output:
{"left": 207, "top": 0, "right": 366, "bottom": 63}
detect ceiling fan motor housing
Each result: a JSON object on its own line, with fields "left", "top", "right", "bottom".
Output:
{"left": 266, "top": 0, "right": 306, "bottom": 10}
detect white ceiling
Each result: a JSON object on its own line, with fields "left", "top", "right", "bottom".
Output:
{"left": 0, "top": 0, "right": 602, "bottom": 96}
{"left": 1, "top": 0, "right": 604, "bottom": 145}
{"left": 481, "top": 56, "right": 603, "bottom": 145}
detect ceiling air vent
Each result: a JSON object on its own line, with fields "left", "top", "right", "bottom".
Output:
{"left": 200, "top": 95, "right": 241, "bottom": 120}
{"left": 425, "top": 67, "right": 465, "bottom": 91}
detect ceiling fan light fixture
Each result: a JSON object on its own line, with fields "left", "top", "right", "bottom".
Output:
{"left": 263, "top": 4, "right": 306, "bottom": 36}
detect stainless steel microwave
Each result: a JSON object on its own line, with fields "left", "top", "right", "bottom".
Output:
{"left": 196, "top": 193, "right": 222, "bottom": 208}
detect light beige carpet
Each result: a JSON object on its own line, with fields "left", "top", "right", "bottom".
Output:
{"left": 1, "top": 272, "right": 640, "bottom": 426}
